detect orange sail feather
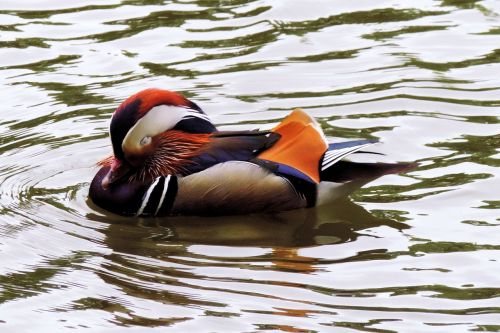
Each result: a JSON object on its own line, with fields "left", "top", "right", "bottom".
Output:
{"left": 258, "top": 109, "right": 328, "bottom": 183}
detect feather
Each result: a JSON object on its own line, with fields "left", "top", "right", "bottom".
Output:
{"left": 97, "top": 155, "right": 115, "bottom": 167}
{"left": 328, "top": 139, "right": 378, "bottom": 151}
{"left": 173, "top": 161, "right": 307, "bottom": 215}
{"left": 321, "top": 160, "right": 417, "bottom": 183}
{"left": 117, "top": 88, "right": 193, "bottom": 116}
{"left": 251, "top": 159, "right": 315, "bottom": 183}
{"left": 320, "top": 139, "right": 416, "bottom": 183}
{"left": 183, "top": 131, "right": 280, "bottom": 174}
{"left": 258, "top": 109, "right": 328, "bottom": 183}
{"left": 321, "top": 140, "right": 378, "bottom": 171}
{"left": 132, "top": 130, "right": 211, "bottom": 181}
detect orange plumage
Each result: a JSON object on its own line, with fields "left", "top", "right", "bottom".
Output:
{"left": 117, "top": 88, "right": 192, "bottom": 116}
{"left": 258, "top": 109, "right": 328, "bottom": 183}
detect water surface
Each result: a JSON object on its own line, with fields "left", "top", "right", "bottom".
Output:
{"left": 0, "top": 0, "right": 499, "bottom": 332}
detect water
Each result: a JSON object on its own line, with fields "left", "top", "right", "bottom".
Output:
{"left": 0, "top": 0, "right": 499, "bottom": 332}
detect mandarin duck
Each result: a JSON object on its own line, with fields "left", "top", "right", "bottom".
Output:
{"left": 89, "top": 88, "right": 414, "bottom": 216}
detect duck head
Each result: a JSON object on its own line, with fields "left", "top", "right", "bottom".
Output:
{"left": 101, "top": 88, "right": 216, "bottom": 188}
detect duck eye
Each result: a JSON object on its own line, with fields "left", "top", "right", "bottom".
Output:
{"left": 140, "top": 136, "right": 151, "bottom": 146}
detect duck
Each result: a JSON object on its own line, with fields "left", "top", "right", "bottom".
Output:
{"left": 89, "top": 88, "right": 415, "bottom": 217}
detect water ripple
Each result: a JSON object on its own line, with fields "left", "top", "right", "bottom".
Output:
{"left": 0, "top": 0, "right": 499, "bottom": 332}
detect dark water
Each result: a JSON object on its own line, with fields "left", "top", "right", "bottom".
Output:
{"left": 1, "top": 1, "right": 499, "bottom": 332}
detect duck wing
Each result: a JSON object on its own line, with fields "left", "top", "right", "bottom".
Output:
{"left": 182, "top": 130, "right": 280, "bottom": 174}
{"left": 173, "top": 161, "right": 307, "bottom": 215}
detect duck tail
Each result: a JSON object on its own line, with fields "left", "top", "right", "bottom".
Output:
{"left": 321, "top": 160, "right": 417, "bottom": 183}
{"left": 317, "top": 161, "right": 417, "bottom": 206}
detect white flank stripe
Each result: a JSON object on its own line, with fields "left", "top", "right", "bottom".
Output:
{"left": 155, "top": 175, "right": 171, "bottom": 216}
{"left": 123, "top": 105, "right": 186, "bottom": 154}
{"left": 136, "top": 177, "right": 161, "bottom": 216}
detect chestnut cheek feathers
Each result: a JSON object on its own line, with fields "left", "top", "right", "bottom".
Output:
{"left": 125, "top": 151, "right": 149, "bottom": 167}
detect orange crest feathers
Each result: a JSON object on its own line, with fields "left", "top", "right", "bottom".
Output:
{"left": 116, "top": 88, "right": 191, "bottom": 116}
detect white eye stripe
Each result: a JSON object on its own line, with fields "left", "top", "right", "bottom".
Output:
{"left": 123, "top": 105, "right": 186, "bottom": 153}
{"left": 122, "top": 105, "right": 212, "bottom": 154}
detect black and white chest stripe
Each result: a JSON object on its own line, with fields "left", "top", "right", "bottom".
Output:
{"left": 136, "top": 175, "right": 178, "bottom": 216}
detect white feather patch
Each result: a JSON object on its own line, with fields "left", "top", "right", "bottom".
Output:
{"left": 321, "top": 143, "right": 376, "bottom": 171}
{"left": 122, "top": 105, "right": 187, "bottom": 154}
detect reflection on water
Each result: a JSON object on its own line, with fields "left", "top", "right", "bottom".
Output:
{"left": 96, "top": 198, "right": 410, "bottom": 248}
{"left": 0, "top": 0, "right": 499, "bottom": 332}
